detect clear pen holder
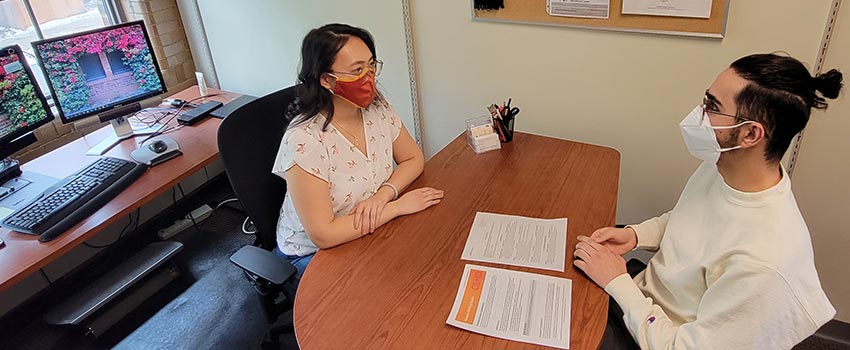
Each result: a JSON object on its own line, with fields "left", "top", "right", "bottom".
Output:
{"left": 465, "top": 116, "right": 501, "bottom": 154}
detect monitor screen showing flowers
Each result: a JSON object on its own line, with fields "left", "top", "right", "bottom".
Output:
{"left": 0, "top": 53, "right": 50, "bottom": 139}
{"left": 34, "top": 23, "right": 164, "bottom": 120}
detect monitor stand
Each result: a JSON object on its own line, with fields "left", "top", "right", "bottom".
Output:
{"left": 86, "top": 116, "right": 164, "bottom": 156}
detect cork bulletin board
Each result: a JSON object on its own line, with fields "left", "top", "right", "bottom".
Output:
{"left": 472, "top": 0, "right": 730, "bottom": 38}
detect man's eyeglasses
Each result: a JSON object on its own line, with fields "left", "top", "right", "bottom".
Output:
{"left": 701, "top": 90, "right": 753, "bottom": 124}
{"left": 330, "top": 60, "right": 383, "bottom": 78}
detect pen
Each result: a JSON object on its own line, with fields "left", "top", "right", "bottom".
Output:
{"left": 493, "top": 117, "right": 505, "bottom": 141}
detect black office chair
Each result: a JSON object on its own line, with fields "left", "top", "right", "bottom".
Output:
{"left": 218, "top": 85, "right": 299, "bottom": 349}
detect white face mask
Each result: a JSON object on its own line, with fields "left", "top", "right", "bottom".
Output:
{"left": 679, "top": 105, "right": 753, "bottom": 163}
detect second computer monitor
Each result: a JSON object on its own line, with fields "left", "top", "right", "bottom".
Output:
{"left": 32, "top": 20, "right": 166, "bottom": 124}
{"left": 0, "top": 44, "right": 55, "bottom": 199}
{"left": 0, "top": 44, "right": 54, "bottom": 159}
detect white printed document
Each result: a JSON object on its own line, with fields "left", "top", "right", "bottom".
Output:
{"left": 462, "top": 212, "right": 567, "bottom": 272}
{"left": 447, "top": 264, "right": 572, "bottom": 349}
{"left": 547, "top": 0, "right": 610, "bottom": 19}
{"left": 622, "top": 0, "right": 712, "bottom": 18}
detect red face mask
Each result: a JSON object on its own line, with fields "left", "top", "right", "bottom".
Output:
{"left": 329, "top": 69, "right": 376, "bottom": 109}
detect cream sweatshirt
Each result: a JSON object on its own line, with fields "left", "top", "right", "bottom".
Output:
{"left": 605, "top": 162, "right": 834, "bottom": 349}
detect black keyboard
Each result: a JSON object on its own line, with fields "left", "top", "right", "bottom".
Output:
{"left": 1, "top": 157, "right": 146, "bottom": 242}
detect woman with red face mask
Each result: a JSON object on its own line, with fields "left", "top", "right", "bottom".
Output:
{"left": 271, "top": 24, "right": 443, "bottom": 278}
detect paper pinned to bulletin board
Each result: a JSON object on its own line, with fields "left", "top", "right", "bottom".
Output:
{"left": 472, "top": 0, "right": 729, "bottom": 38}
{"left": 622, "top": 0, "right": 712, "bottom": 18}
{"left": 547, "top": 0, "right": 610, "bottom": 19}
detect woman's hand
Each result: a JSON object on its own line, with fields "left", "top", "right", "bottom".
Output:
{"left": 350, "top": 194, "right": 391, "bottom": 235}
{"left": 395, "top": 187, "right": 444, "bottom": 215}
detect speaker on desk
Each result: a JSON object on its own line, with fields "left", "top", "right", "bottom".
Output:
{"left": 130, "top": 137, "right": 182, "bottom": 166}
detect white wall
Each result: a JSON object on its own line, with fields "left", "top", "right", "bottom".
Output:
{"left": 792, "top": 3, "right": 850, "bottom": 322}
{"left": 195, "top": 0, "right": 417, "bottom": 137}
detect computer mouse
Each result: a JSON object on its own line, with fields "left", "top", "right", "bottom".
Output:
{"left": 148, "top": 140, "right": 168, "bottom": 154}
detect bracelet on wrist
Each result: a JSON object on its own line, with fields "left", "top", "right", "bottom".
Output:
{"left": 380, "top": 182, "right": 398, "bottom": 201}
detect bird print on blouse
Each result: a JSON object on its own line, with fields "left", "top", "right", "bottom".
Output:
{"left": 272, "top": 102, "right": 405, "bottom": 257}
{"left": 276, "top": 103, "right": 404, "bottom": 226}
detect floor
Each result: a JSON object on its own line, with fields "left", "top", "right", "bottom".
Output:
{"left": 0, "top": 176, "right": 297, "bottom": 350}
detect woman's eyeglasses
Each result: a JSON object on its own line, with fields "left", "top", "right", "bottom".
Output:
{"left": 330, "top": 60, "right": 383, "bottom": 78}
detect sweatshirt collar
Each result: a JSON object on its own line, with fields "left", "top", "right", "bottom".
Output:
{"left": 718, "top": 164, "right": 790, "bottom": 207}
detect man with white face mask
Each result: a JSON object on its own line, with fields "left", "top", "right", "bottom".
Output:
{"left": 572, "top": 53, "right": 843, "bottom": 349}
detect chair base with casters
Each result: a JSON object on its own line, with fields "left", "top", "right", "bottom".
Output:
{"left": 230, "top": 245, "right": 297, "bottom": 349}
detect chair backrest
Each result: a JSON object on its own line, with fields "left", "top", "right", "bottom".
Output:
{"left": 217, "top": 86, "right": 297, "bottom": 250}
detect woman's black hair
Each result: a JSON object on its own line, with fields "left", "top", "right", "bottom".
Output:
{"left": 288, "top": 23, "right": 386, "bottom": 130}
{"left": 730, "top": 53, "right": 843, "bottom": 162}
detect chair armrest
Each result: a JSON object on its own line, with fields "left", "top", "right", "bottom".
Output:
{"left": 626, "top": 258, "right": 647, "bottom": 278}
{"left": 230, "top": 245, "right": 296, "bottom": 285}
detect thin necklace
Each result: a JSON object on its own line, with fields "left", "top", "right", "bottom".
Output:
{"left": 332, "top": 120, "right": 360, "bottom": 146}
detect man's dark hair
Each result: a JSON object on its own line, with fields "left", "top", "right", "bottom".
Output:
{"left": 730, "top": 53, "right": 843, "bottom": 162}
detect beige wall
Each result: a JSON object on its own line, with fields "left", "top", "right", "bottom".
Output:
{"left": 792, "top": 3, "right": 850, "bottom": 322}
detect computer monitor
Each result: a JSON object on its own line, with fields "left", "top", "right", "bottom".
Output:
{"left": 32, "top": 20, "right": 167, "bottom": 155}
{"left": 0, "top": 44, "right": 55, "bottom": 201}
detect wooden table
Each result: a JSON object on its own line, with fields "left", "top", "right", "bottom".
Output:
{"left": 0, "top": 86, "right": 241, "bottom": 292}
{"left": 294, "top": 132, "right": 620, "bottom": 350}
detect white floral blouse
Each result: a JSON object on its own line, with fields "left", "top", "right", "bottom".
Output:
{"left": 271, "top": 103, "right": 403, "bottom": 256}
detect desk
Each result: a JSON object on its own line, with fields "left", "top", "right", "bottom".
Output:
{"left": 0, "top": 86, "right": 240, "bottom": 293}
{"left": 294, "top": 132, "right": 620, "bottom": 349}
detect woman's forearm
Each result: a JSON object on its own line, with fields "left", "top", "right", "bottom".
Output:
{"left": 386, "top": 154, "right": 424, "bottom": 192}
{"left": 307, "top": 201, "right": 403, "bottom": 249}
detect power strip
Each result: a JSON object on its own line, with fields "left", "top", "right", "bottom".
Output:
{"left": 157, "top": 204, "right": 213, "bottom": 240}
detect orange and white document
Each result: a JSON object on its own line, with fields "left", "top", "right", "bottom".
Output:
{"left": 447, "top": 264, "right": 572, "bottom": 349}
{"left": 462, "top": 212, "right": 568, "bottom": 272}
